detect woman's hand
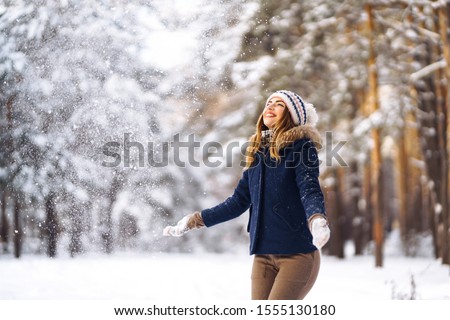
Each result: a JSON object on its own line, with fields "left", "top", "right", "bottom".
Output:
{"left": 309, "top": 216, "right": 330, "bottom": 249}
{"left": 163, "top": 212, "right": 205, "bottom": 237}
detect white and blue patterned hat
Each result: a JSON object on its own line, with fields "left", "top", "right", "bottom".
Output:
{"left": 265, "top": 90, "right": 318, "bottom": 126}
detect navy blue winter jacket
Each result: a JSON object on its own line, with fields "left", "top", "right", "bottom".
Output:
{"left": 201, "top": 126, "right": 327, "bottom": 255}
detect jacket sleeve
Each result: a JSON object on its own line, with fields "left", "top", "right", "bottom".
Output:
{"left": 294, "top": 140, "right": 326, "bottom": 220}
{"left": 201, "top": 169, "right": 251, "bottom": 227}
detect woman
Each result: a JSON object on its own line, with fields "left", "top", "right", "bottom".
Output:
{"left": 163, "top": 90, "right": 330, "bottom": 300}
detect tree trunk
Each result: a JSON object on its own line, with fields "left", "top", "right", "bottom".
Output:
{"left": 102, "top": 169, "right": 124, "bottom": 254}
{"left": 362, "top": 153, "right": 373, "bottom": 248}
{"left": 397, "top": 132, "right": 408, "bottom": 245}
{"left": 366, "top": 3, "right": 383, "bottom": 267}
{"left": 69, "top": 204, "right": 84, "bottom": 257}
{"left": 437, "top": 0, "right": 450, "bottom": 265}
{"left": 45, "top": 193, "right": 58, "bottom": 258}
{"left": 350, "top": 162, "right": 365, "bottom": 256}
{"left": 0, "top": 191, "right": 9, "bottom": 253}
{"left": 13, "top": 193, "right": 22, "bottom": 258}
{"left": 331, "top": 168, "right": 345, "bottom": 258}
{"left": 4, "top": 89, "right": 16, "bottom": 255}
{"left": 381, "top": 158, "right": 395, "bottom": 234}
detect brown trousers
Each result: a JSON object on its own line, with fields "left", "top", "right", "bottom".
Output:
{"left": 251, "top": 251, "right": 320, "bottom": 300}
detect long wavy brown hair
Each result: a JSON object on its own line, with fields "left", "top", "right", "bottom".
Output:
{"left": 244, "top": 107, "right": 296, "bottom": 168}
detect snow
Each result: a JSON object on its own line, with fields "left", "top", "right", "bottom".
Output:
{"left": 0, "top": 250, "right": 448, "bottom": 300}
{"left": 142, "top": 29, "right": 198, "bottom": 70}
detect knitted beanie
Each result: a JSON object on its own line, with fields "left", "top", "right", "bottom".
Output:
{"left": 265, "top": 90, "right": 318, "bottom": 126}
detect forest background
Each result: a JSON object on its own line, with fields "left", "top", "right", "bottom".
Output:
{"left": 1, "top": 0, "right": 450, "bottom": 272}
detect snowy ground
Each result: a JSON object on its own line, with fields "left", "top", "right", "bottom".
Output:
{"left": 0, "top": 250, "right": 448, "bottom": 300}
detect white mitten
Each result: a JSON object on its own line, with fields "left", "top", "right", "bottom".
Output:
{"left": 163, "top": 212, "right": 205, "bottom": 237}
{"left": 163, "top": 215, "right": 190, "bottom": 237}
{"left": 310, "top": 217, "right": 330, "bottom": 249}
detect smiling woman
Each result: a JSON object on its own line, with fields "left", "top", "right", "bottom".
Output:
{"left": 163, "top": 90, "right": 330, "bottom": 300}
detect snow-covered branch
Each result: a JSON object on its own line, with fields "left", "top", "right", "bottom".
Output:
{"left": 375, "top": 15, "right": 441, "bottom": 44}
{"left": 368, "top": 0, "right": 447, "bottom": 9}
{"left": 410, "top": 59, "right": 447, "bottom": 82}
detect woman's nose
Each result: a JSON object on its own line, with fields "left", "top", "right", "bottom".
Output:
{"left": 266, "top": 103, "right": 274, "bottom": 110}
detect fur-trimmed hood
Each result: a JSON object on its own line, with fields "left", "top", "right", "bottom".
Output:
{"left": 250, "top": 125, "right": 322, "bottom": 150}
{"left": 276, "top": 125, "right": 322, "bottom": 150}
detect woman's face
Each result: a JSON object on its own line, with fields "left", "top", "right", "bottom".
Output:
{"left": 263, "top": 96, "right": 287, "bottom": 129}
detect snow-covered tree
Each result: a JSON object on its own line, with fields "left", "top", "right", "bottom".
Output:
{"left": 0, "top": 0, "right": 261, "bottom": 257}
